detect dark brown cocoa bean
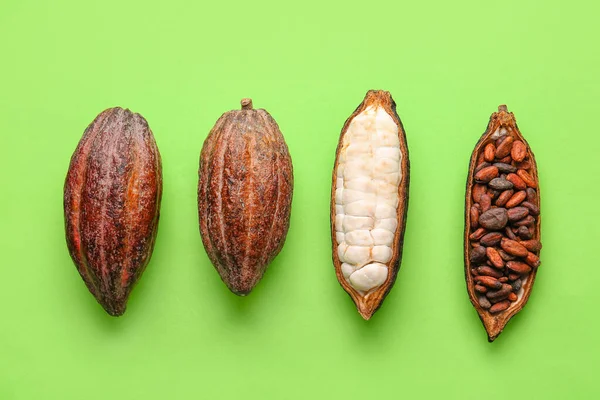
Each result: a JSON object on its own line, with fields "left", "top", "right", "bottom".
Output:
{"left": 489, "top": 300, "right": 511, "bottom": 313}
{"left": 475, "top": 166, "right": 499, "bottom": 183}
{"left": 479, "top": 296, "right": 492, "bottom": 309}
{"left": 505, "top": 226, "right": 517, "bottom": 240}
{"left": 486, "top": 284, "right": 513, "bottom": 300}
{"left": 487, "top": 189, "right": 500, "bottom": 200}
{"left": 480, "top": 232, "right": 503, "bottom": 247}
{"left": 505, "top": 190, "right": 527, "bottom": 208}
{"left": 506, "top": 261, "right": 532, "bottom": 274}
{"left": 479, "top": 208, "right": 508, "bottom": 230}
{"left": 526, "top": 188, "right": 537, "bottom": 203}
{"left": 493, "top": 162, "right": 517, "bottom": 173}
{"left": 507, "top": 207, "right": 529, "bottom": 222}
{"left": 475, "top": 161, "right": 491, "bottom": 173}
{"left": 489, "top": 177, "right": 513, "bottom": 191}
{"left": 517, "top": 226, "right": 533, "bottom": 239}
{"left": 501, "top": 238, "right": 529, "bottom": 257}
{"left": 521, "top": 201, "right": 540, "bottom": 216}
{"left": 514, "top": 215, "right": 535, "bottom": 227}
{"left": 495, "top": 136, "right": 514, "bottom": 158}
{"left": 511, "top": 279, "right": 522, "bottom": 292}
{"left": 515, "top": 158, "right": 532, "bottom": 170}
{"left": 511, "top": 140, "right": 527, "bottom": 162}
{"left": 470, "top": 246, "right": 487, "bottom": 263}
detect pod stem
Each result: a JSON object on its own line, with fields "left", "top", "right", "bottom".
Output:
{"left": 498, "top": 104, "right": 508, "bottom": 112}
{"left": 241, "top": 98, "right": 253, "bottom": 110}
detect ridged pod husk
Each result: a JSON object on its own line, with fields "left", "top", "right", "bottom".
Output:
{"left": 198, "top": 99, "right": 293, "bottom": 295}
{"left": 331, "top": 90, "right": 410, "bottom": 319}
{"left": 465, "top": 105, "right": 541, "bottom": 341}
{"left": 64, "top": 107, "right": 162, "bottom": 316}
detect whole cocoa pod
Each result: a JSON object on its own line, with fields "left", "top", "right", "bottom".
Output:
{"left": 331, "top": 90, "right": 410, "bottom": 320}
{"left": 198, "top": 99, "right": 293, "bottom": 295}
{"left": 64, "top": 107, "right": 163, "bottom": 316}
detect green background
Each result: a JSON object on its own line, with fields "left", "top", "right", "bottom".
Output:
{"left": 1, "top": 0, "right": 598, "bottom": 398}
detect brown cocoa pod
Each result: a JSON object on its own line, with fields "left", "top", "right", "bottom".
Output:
{"left": 465, "top": 105, "right": 542, "bottom": 341}
{"left": 506, "top": 173, "right": 527, "bottom": 190}
{"left": 199, "top": 99, "right": 293, "bottom": 295}
{"left": 505, "top": 190, "right": 527, "bottom": 208}
{"left": 64, "top": 107, "right": 162, "bottom": 316}
{"left": 331, "top": 90, "right": 409, "bottom": 320}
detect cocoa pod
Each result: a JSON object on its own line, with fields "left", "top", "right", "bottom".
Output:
{"left": 64, "top": 107, "right": 162, "bottom": 316}
{"left": 331, "top": 90, "right": 409, "bottom": 320}
{"left": 465, "top": 105, "right": 542, "bottom": 341}
{"left": 198, "top": 99, "right": 293, "bottom": 295}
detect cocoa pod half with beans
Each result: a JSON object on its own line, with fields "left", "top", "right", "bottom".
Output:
{"left": 64, "top": 107, "right": 163, "bottom": 316}
{"left": 465, "top": 105, "right": 541, "bottom": 341}
{"left": 198, "top": 99, "right": 293, "bottom": 295}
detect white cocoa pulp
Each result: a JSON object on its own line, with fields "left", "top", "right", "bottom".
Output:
{"left": 334, "top": 106, "right": 401, "bottom": 293}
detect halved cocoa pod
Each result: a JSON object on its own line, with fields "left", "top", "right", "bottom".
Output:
{"left": 64, "top": 107, "right": 162, "bottom": 316}
{"left": 198, "top": 99, "right": 293, "bottom": 295}
{"left": 331, "top": 90, "right": 409, "bottom": 320}
{"left": 464, "top": 105, "right": 541, "bottom": 341}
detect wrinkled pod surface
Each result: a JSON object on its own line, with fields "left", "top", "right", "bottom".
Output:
{"left": 331, "top": 90, "right": 410, "bottom": 319}
{"left": 465, "top": 105, "right": 542, "bottom": 341}
{"left": 64, "top": 107, "right": 163, "bottom": 316}
{"left": 198, "top": 99, "right": 293, "bottom": 295}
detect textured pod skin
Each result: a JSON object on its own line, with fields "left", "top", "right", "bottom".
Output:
{"left": 331, "top": 90, "right": 410, "bottom": 319}
{"left": 465, "top": 106, "right": 541, "bottom": 341}
{"left": 64, "top": 107, "right": 162, "bottom": 316}
{"left": 198, "top": 99, "right": 293, "bottom": 295}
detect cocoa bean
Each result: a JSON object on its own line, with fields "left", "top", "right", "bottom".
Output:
{"left": 486, "top": 247, "right": 504, "bottom": 268}
{"left": 495, "top": 136, "right": 514, "bottom": 158}
{"left": 508, "top": 292, "right": 518, "bottom": 302}
{"left": 511, "top": 140, "right": 527, "bottom": 162}
{"left": 493, "top": 162, "right": 517, "bottom": 173}
{"left": 480, "top": 232, "right": 503, "bottom": 247}
{"left": 479, "top": 296, "right": 492, "bottom": 309}
{"left": 477, "top": 266, "right": 504, "bottom": 278}
{"left": 517, "top": 169, "right": 537, "bottom": 188}
{"left": 475, "top": 285, "right": 488, "bottom": 294}
{"left": 470, "top": 246, "right": 487, "bottom": 263}
{"left": 495, "top": 189, "right": 514, "bottom": 207}
{"left": 526, "top": 188, "right": 537, "bottom": 203}
{"left": 501, "top": 238, "right": 529, "bottom": 257}
{"left": 473, "top": 184, "right": 487, "bottom": 203}
{"left": 480, "top": 194, "right": 492, "bottom": 212}
{"left": 507, "top": 207, "right": 529, "bottom": 222}
{"left": 505, "top": 226, "right": 517, "bottom": 240}
{"left": 489, "top": 300, "right": 511, "bottom": 313}
{"left": 479, "top": 208, "right": 508, "bottom": 230}
{"left": 520, "top": 239, "right": 542, "bottom": 252}
{"left": 484, "top": 143, "right": 496, "bottom": 162}
{"left": 475, "top": 166, "right": 499, "bottom": 183}
{"left": 489, "top": 177, "right": 514, "bottom": 191}
{"left": 517, "top": 226, "right": 533, "bottom": 240}
{"left": 498, "top": 249, "right": 516, "bottom": 261}
{"left": 514, "top": 215, "right": 535, "bottom": 227}
{"left": 474, "top": 276, "right": 503, "bottom": 289}
{"left": 506, "top": 261, "right": 531, "bottom": 274}
{"left": 475, "top": 161, "right": 491, "bottom": 173}
{"left": 511, "top": 279, "right": 522, "bottom": 291}
{"left": 469, "top": 228, "right": 487, "bottom": 241}
{"left": 506, "top": 173, "right": 527, "bottom": 190}
{"left": 486, "top": 284, "right": 513, "bottom": 300}
{"left": 525, "top": 252, "right": 541, "bottom": 268}
{"left": 508, "top": 274, "right": 521, "bottom": 282}
{"left": 521, "top": 201, "right": 540, "bottom": 216}
{"left": 505, "top": 190, "right": 527, "bottom": 208}
{"left": 470, "top": 205, "right": 480, "bottom": 229}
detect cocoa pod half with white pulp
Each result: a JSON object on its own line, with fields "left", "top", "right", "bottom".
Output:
{"left": 198, "top": 99, "right": 293, "bottom": 295}
{"left": 64, "top": 107, "right": 163, "bottom": 316}
{"left": 331, "top": 90, "right": 410, "bottom": 319}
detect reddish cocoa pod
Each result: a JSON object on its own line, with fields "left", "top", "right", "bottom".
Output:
{"left": 465, "top": 105, "right": 542, "bottom": 341}
{"left": 64, "top": 107, "right": 163, "bottom": 316}
{"left": 198, "top": 99, "right": 293, "bottom": 295}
